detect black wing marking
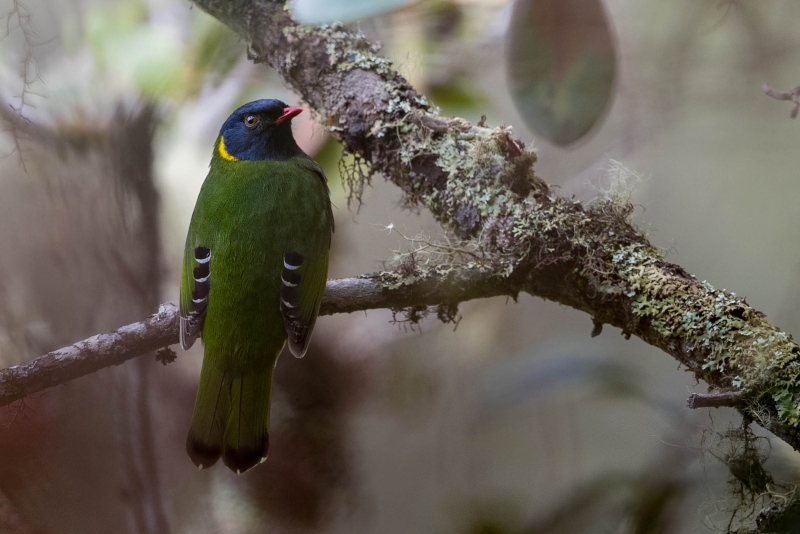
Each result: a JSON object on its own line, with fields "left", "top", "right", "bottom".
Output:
{"left": 280, "top": 252, "right": 314, "bottom": 358}
{"left": 180, "top": 246, "right": 210, "bottom": 349}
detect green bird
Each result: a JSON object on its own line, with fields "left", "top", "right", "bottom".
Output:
{"left": 179, "top": 99, "right": 334, "bottom": 474}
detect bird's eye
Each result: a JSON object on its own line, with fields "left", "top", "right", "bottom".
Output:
{"left": 244, "top": 115, "right": 259, "bottom": 128}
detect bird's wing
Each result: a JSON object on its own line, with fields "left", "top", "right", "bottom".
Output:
{"left": 280, "top": 250, "right": 329, "bottom": 358}
{"left": 180, "top": 224, "right": 210, "bottom": 350}
{"left": 297, "top": 156, "right": 335, "bottom": 235}
{"left": 279, "top": 158, "right": 334, "bottom": 357}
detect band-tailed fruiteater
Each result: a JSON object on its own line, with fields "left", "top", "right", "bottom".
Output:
{"left": 180, "top": 99, "right": 334, "bottom": 474}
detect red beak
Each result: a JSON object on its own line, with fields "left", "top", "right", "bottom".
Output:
{"left": 274, "top": 106, "right": 303, "bottom": 125}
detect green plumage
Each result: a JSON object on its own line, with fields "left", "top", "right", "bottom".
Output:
{"left": 180, "top": 100, "right": 333, "bottom": 474}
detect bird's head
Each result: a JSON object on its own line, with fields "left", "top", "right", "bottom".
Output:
{"left": 217, "top": 99, "right": 305, "bottom": 162}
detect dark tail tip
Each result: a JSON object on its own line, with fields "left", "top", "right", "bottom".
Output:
{"left": 186, "top": 435, "right": 222, "bottom": 470}
{"left": 223, "top": 433, "right": 269, "bottom": 475}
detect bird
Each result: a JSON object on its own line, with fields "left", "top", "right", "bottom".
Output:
{"left": 179, "top": 99, "right": 334, "bottom": 474}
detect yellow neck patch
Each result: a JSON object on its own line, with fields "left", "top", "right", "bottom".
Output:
{"left": 218, "top": 136, "right": 239, "bottom": 162}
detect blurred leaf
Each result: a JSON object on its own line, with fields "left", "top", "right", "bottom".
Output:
{"left": 505, "top": 0, "right": 616, "bottom": 146}
{"left": 429, "top": 81, "right": 486, "bottom": 111}
{"left": 477, "top": 354, "right": 649, "bottom": 419}
{"left": 630, "top": 480, "right": 683, "bottom": 534}
{"left": 291, "top": 0, "right": 416, "bottom": 24}
{"left": 85, "top": 4, "right": 186, "bottom": 98}
{"left": 523, "top": 475, "right": 687, "bottom": 534}
{"left": 423, "top": 0, "right": 464, "bottom": 43}
{"left": 460, "top": 500, "right": 523, "bottom": 534}
{"left": 188, "top": 17, "right": 243, "bottom": 86}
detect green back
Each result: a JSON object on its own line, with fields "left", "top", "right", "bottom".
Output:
{"left": 180, "top": 144, "right": 333, "bottom": 370}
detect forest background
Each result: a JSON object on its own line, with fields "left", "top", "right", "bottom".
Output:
{"left": 2, "top": 0, "right": 800, "bottom": 533}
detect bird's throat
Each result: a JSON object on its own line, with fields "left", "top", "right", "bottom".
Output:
{"left": 218, "top": 136, "right": 239, "bottom": 162}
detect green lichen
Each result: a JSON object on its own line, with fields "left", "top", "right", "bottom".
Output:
{"left": 368, "top": 90, "right": 432, "bottom": 141}
{"left": 377, "top": 261, "right": 464, "bottom": 291}
{"left": 283, "top": 22, "right": 397, "bottom": 76}
{"left": 609, "top": 241, "right": 800, "bottom": 430}
{"left": 393, "top": 120, "right": 542, "bottom": 256}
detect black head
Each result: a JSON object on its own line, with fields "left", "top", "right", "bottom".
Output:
{"left": 218, "top": 99, "right": 305, "bottom": 161}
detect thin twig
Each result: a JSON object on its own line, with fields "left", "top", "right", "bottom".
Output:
{"left": 762, "top": 83, "right": 800, "bottom": 119}
{"left": 687, "top": 391, "right": 745, "bottom": 409}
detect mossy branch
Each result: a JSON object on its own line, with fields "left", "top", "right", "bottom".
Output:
{"left": 183, "top": 0, "right": 800, "bottom": 451}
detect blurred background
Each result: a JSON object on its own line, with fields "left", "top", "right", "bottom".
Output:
{"left": 1, "top": 0, "right": 800, "bottom": 532}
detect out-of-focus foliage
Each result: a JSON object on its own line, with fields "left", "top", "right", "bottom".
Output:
{"left": 505, "top": 0, "right": 616, "bottom": 146}
{"left": 85, "top": 3, "right": 183, "bottom": 97}
{"left": 0, "top": 103, "right": 172, "bottom": 534}
{"left": 80, "top": 1, "right": 243, "bottom": 99}
{"left": 3, "top": 0, "right": 800, "bottom": 533}
{"left": 462, "top": 471, "right": 690, "bottom": 534}
{"left": 291, "top": 0, "right": 417, "bottom": 24}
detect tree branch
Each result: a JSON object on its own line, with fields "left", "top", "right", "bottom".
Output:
{"left": 0, "top": 267, "right": 516, "bottom": 407}
{"left": 0, "top": 93, "right": 118, "bottom": 153}
{"left": 686, "top": 391, "right": 745, "bottom": 409}
{"left": 763, "top": 82, "right": 800, "bottom": 119}
{"left": 0, "top": 93, "right": 59, "bottom": 147}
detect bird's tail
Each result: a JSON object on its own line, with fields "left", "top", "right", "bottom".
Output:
{"left": 186, "top": 363, "right": 273, "bottom": 474}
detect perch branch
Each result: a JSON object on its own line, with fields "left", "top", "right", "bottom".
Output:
{"left": 0, "top": 268, "right": 517, "bottom": 407}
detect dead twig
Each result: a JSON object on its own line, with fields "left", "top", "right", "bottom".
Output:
{"left": 762, "top": 83, "right": 800, "bottom": 119}
{"left": 687, "top": 391, "right": 745, "bottom": 409}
